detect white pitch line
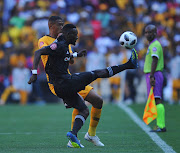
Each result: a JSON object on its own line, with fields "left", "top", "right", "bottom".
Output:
{"left": 0, "top": 131, "right": 109, "bottom": 135}
{"left": 118, "top": 103, "right": 176, "bottom": 153}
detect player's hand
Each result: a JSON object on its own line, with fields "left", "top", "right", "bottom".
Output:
{"left": 150, "top": 76, "right": 155, "bottom": 87}
{"left": 28, "top": 74, "right": 37, "bottom": 84}
{"left": 77, "top": 49, "right": 87, "bottom": 57}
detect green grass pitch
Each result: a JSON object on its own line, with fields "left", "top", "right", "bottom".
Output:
{"left": 0, "top": 103, "right": 179, "bottom": 153}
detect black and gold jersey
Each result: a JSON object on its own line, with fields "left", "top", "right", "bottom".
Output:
{"left": 44, "top": 36, "right": 71, "bottom": 81}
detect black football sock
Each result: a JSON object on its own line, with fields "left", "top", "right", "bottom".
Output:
{"left": 107, "top": 60, "right": 134, "bottom": 77}
{"left": 92, "top": 60, "right": 133, "bottom": 79}
{"left": 71, "top": 115, "right": 85, "bottom": 136}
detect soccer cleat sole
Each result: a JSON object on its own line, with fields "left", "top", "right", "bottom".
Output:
{"left": 66, "top": 132, "right": 82, "bottom": 148}
{"left": 67, "top": 140, "right": 84, "bottom": 148}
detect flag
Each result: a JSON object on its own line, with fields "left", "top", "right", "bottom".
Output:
{"left": 143, "top": 87, "right": 157, "bottom": 125}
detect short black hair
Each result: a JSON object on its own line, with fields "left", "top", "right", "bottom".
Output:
{"left": 145, "top": 24, "right": 157, "bottom": 33}
{"left": 48, "top": 16, "right": 63, "bottom": 24}
{"left": 62, "top": 24, "right": 76, "bottom": 34}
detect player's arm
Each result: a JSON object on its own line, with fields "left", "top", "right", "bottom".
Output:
{"left": 150, "top": 56, "right": 158, "bottom": 86}
{"left": 68, "top": 45, "right": 74, "bottom": 64}
{"left": 69, "top": 49, "right": 86, "bottom": 64}
{"left": 69, "top": 45, "right": 87, "bottom": 64}
{"left": 33, "top": 47, "right": 52, "bottom": 69}
{"left": 70, "top": 49, "right": 87, "bottom": 58}
{"left": 28, "top": 47, "right": 54, "bottom": 84}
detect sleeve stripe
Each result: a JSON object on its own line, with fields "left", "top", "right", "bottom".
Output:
{"left": 151, "top": 54, "right": 159, "bottom": 59}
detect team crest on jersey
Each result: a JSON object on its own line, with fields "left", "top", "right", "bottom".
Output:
{"left": 152, "top": 47, "right": 157, "bottom": 52}
{"left": 39, "top": 41, "right": 44, "bottom": 47}
{"left": 50, "top": 43, "right": 57, "bottom": 50}
{"left": 64, "top": 57, "right": 70, "bottom": 61}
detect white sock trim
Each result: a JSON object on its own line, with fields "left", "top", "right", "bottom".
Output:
{"left": 75, "top": 115, "right": 85, "bottom": 124}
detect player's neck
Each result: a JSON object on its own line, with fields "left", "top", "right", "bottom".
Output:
{"left": 49, "top": 31, "right": 57, "bottom": 39}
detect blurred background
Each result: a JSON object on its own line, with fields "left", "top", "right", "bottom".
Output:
{"left": 0, "top": 0, "right": 180, "bottom": 105}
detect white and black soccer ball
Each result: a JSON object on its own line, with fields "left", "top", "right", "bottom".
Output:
{"left": 119, "top": 31, "right": 137, "bottom": 49}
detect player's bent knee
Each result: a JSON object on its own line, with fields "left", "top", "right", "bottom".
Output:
{"left": 96, "top": 97, "right": 103, "bottom": 109}
{"left": 92, "top": 96, "right": 103, "bottom": 109}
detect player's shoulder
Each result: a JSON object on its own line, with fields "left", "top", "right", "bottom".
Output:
{"left": 49, "top": 39, "right": 66, "bottom": 51}
{"left": 38, "top": 35, "right": 51, "bottom": 42}
{"left": 38, "top": 35, "right": 56, "bottom": 48}
{"left": 150, "top": 39, "right": 162, "bottom": 49}
{"left": 56, "top": 36, "right": 67, "bottom": 46}
{"left": 152, "top": 39, "right": 162, "bottom": 46}
{"left": 150, "top": 40, "right": 162, "bottom": 53}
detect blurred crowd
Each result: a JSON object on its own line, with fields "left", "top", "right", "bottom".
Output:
{"left": 0, "top": 0, "right": 180, "bottom": 105}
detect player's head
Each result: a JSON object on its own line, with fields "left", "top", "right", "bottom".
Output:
{"left": 48, "top": 16, "right": 64, "bottom": 38}
{"left": 61, "top": 24, "right": 78, "bottom": 45}
{"left": 145, "top": 24, "right": 157, "bottom": 42}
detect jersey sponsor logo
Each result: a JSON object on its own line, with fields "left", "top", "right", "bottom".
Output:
{"left": 152, "top": 47, "right": 157, "bottom": 52}
{"left": 39, "top": 41, "right": 44, "bottom": 48}
{"left": 64, "top": 57, "right": 70, "bottom": 61}
{"left": 50, "top": 43, "right": 57, "bottom": 50}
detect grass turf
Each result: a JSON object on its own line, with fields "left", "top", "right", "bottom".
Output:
{"left": 0, "top": 103, "right": 179, "bottom": 153}
{"left": 130, "top": 103, "right": 180, "bottom": 152}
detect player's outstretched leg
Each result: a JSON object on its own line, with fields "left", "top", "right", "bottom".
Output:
{"left": 92, "top": 48, "right": 138, "bottom": 79}
{"left": 67, "top": 131, "right": 82, "bottom": 148}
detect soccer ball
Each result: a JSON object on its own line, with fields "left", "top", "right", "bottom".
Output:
{"left": 119, "top": 31, "right": 137, "bottom": 49}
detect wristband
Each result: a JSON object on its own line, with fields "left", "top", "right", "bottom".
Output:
{"left": 32, "top": 70, "right": 37, "bottom": 74}
{"left": 73, "top": 52, "right": 78, "bottom": 58}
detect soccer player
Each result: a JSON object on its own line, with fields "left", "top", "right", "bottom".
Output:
{"left": 38, "top": 16, "right": 104, "bottom": 147}
{"left": 28, "top": 24, "right": 138, "bottom": 148}
{"left": 144, "top": 24, "right": 166, "bottom": 132}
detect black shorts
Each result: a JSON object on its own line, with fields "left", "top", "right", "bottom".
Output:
{"left": 63, "top": 93, "right": 87, "bottom": 111}
{"left": 53, "top": 72, "right": 96, "bottom": 111}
